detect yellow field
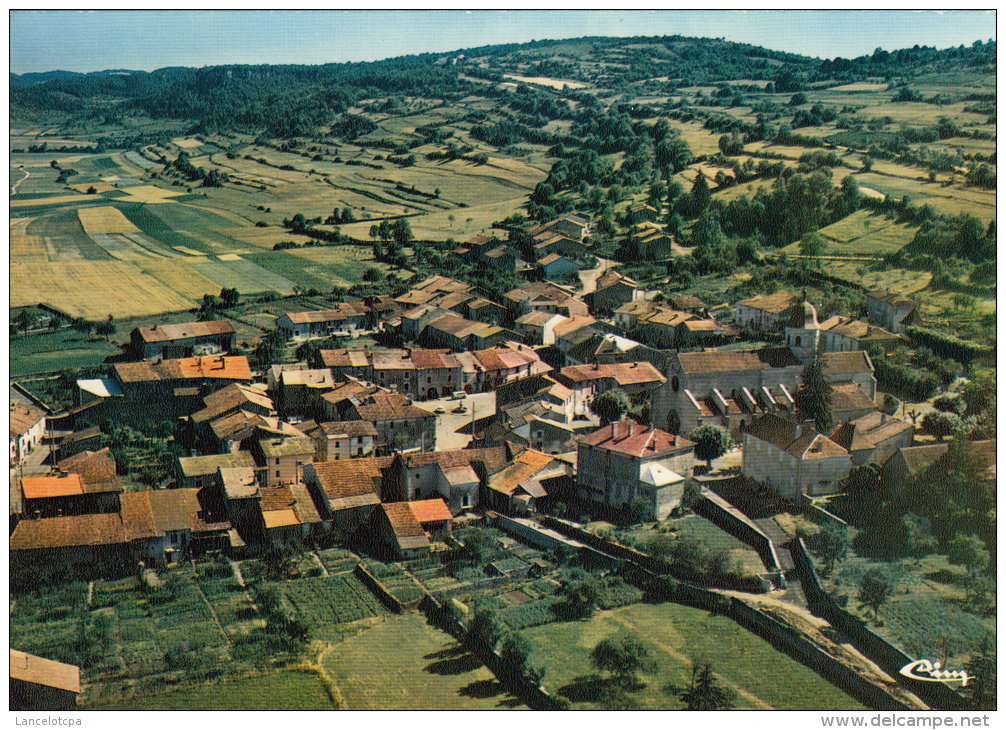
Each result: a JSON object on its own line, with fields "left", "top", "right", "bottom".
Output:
{"left": 829, "top": 83, "right": 889, "bottom": 92}
{"left": 10, "top": 194, "right": 91, "bottom": 208}
{"left": 782, "top": 210, "right": 917, "bottom": 256}
{"left": 822, "top": 260, "right": 932, "bottom": 296}
{"left": 667, "top": 121, "right": 722, "bottom": 156}
{"left": 69, "top": 181, "right": 116, "bottom": 194}
{"left": 78, "top": 206, "right": 141, "bottom": 235}
{"left": 172, "top": 137, "right": 204, "bottom": 148}
{"left": 139, "top": 258, "right": 228, "bottom": 300}
{"left": 10, "top": 259, "right": 194, "bottom": 318}
{"left": 503, "top": 74, "right": 588, "bottom": 90}
{"left": 10, "top": 231, "right": 47, "bottom": 260}
{"left": 119, "top": 185, "right": 186, "bottom": 202}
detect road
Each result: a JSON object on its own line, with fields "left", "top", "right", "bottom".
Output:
{"left": 577, "top": 257, "right": 617, "bottom": 295}
{"left": 11, "top": 167, "right": 29, "bottom": 195}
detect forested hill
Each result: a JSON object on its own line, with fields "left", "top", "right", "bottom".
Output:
{"left": 10, "top": 34, "right": 995, "bottom": 135}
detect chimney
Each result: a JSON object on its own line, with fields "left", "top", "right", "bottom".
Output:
{"left": 795, "top": 424, "right": 802, "bottom": 438}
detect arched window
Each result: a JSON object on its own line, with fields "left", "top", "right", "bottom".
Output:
{"left": 671, "top": 376, "right": 679, "bottom": 392}
{"left": 795, "top": 335, "right": 802, "bottom": 347}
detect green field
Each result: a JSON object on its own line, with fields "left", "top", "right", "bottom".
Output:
{"left": 322, "top": 612, "right": 525, "bottom": 710}
{"left": 782, "top": 210, "right": 919, "bottom": 256}
{"left": 526, "top": 602, "right": 868, "bottom": 710}
{"left": 97, "top": 669, "right": 336, "bottom": 710}
{"left": 10, "top": 329, "right": 119, "bottom": 376}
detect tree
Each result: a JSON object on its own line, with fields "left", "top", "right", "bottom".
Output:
{"left": 590, "top": 388, "right": 629, "bottom": 426}
{"left": 467, "top": 607, "right": 503, "bottom": 650}
{"left": 559, "top": 574, "right": 601, "bottom": 619}
{"left": 932, "top": 394, "right": 965, "bottom": 415}
{"left": 794, "top": 348, "right": 833, "bottom": 432}
{"left": 857, "top": 570, "right": 892, "bottom": 621}
{"left": 678, "top": 659, "right": 737, "bottom": 710}
{"left": 920, "top": 411, "right": 962, "bottom": 443}
{"left": 807, "top": 523, "right": 848, "bottom": 574}
{"left": 499, "top": 631, "right": 531, "bottom": 677}
{"left": 689, "top": 425, "right": 729, "bottom": 469}
{"left": 948, "top": 533, "right": 990, "bottom": 604}
{"left": 590, "top": 633, "right": 657, "bottom": 686}
{"left": 689, "top": 172, "right": 711, "bottom": 216}
{"left": 391, "top": 218, "right": 413, "bottom": 247}
{"left": 799, "top": 233, "right": 825, "bottom": 266}
{"left": 963, "top": 635, "right": 996, "bottom": 710}
{"left": 219, "top": 287, "right": 240, "bottom": 308}
{"left": 252, "top": 328, "right": 286, "bottom": 371}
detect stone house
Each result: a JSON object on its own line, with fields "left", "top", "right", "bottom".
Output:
{"left": 276, "top": 302, "right": 370, "bottom": 342}
{"left": 130, "top": 320, "right": 236, "bottom": 361}
{"left": 576, "top": 422, "right": 695, "bottom": 519}
{"left": 741, "top": 413, "right": 851, "bottom": 500}
{"left": 311, "top": 420, "right": 377, "bottom": 461}
{"left": 735, "top": 291, "right": 798, "bottom": 331}
{"left": 865, "top": 289, "right": 922, "bottom": 335}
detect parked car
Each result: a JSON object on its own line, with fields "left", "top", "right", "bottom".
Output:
{"left": 434, "top": 407, "right": 446, "bottom": 414}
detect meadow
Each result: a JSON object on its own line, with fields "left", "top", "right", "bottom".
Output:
{"left": 526, "top": 602, "right": 868, "bottom": 710}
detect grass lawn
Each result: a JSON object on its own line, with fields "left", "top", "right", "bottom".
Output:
{"left": 97, "top": 669, "right": 336, "bottom": 710}
{"left": 321, "top": 612, "right": 525, "bottom": 710}
{"left": 11, "top": 329, "right": 119, "bottom": 376}
{"left": 526, "top": 602, "right": 868, "bottom": 710}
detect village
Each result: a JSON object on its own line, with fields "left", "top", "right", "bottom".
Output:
{"left": 11, "top": 210, "right": 992, "bottom": 711}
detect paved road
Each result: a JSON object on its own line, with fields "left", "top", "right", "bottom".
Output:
{"left": 577, "top": 257, "right": 617, "bottom": 294}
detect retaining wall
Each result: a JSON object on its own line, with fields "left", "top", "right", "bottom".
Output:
{"left": 788, "top": 539, "right": 967, "bottom": 710}
{"left": 693, "top": 492, "right": 781, "bottom": 571}
{"left": 353, "top": 563, "right": 403, "bottom": 613}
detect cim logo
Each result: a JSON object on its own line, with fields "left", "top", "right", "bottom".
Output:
{"left": 899, "top": 659, "right": 970, "bottom": 686}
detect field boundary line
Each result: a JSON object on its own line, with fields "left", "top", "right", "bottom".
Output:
{"left": 194, "top": 583, "right": 232, "bottom": 646}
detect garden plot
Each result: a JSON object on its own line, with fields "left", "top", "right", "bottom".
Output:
{"left": 316, "top": 548, "right": 362, "bottom": 575}
{"left": 279, "top": 575, "right": 388, "bottom": 639}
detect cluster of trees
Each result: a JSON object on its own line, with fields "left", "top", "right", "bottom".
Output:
{"left": 169, "top": 151, "right": 228, "bottom": 187}
{"left": 197, "top": 287, "right": 240, "bottom": 320}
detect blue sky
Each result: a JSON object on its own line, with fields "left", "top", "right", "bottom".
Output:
{"left": 9, "top": 10, "right": 996, "bottom": 75}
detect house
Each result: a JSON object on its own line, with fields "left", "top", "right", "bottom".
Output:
{"left": 55, "top": 448, "right": 122, "bottom": 513}
{"left": 456, "top": 344, "right": 553, "bottom": 393}
{"left": 407, "top": 498, "right": 453, "bottom": 535}
{"left": 130, "top": 320, "right": 236, "bottom": 360}
{"left": 526, "top": 214, "right": 590, "bottom": 243}
{"left": 341, "top": 393, "right": 436, "bottom": 454}
{"left": 312, "top": 420, "right": 377, "bottom": 461}
{"left": 675, "top": 318, "right": 735, "bottom": 349}
{"left": 56, "top": 426, "right": 101, "bottom": 461}
{"left": 630, "top": 221, "right": 672, "bottom": 259}
{"left": 741, "top": 413, "right": 851, "bottom": 500}
{"left": 828, "top": 411, "right": 915, "bottom": 467}
{"left": 830, "top": 383, "right": 880, "bottom": 424}
{"left": 532, "top": 233, "right": 587, "bottom": 260}
{"left": 253, "top": 435, "right": 315, "bottom": 487}
{"left": 369, "top": 348, "right": 462, "bottom": 400}
{"left": 487, "top": 448, "right": 572, "bottom": 514}
{"left": 21, "top": 473, "right": 91, "bottom": 519}
{"left": 138, "top": 488, "right": 232, "bottom": 563}
{"left": 303, "top": 458, "right": 388, "bottom": 537}
{"left": 881, "top": 439, "right": 995, "bottom": 494}
{"left": 784, "top": 301, "right": 903, "bottom": 358}
{"left": 10, "top": 402, "right": 47, "bottom": 468}
{"left": 653, "top": 347, "right": 805, "bottom": 437}
{"left": 188, "top": 383, "right": 274, "bottom": 446}
{"left": 176, "top": 451, "right": 257, "bottom": 490}
{"left": 822, "top": 351, "right": 877, "bottom": 400}
{"left": 420, "top": 313, "right": 513, "bottom": 351}
{"left": 577, "top": 422, "right": 695, "bottom": 519}
{"left": 552, "top": 315, "right": 598, "bottom": 353}
{"left": 627, "top": 202, "right": 659, "bottom": 222}
{"left": 10, "top": 650, "right": 81, "bottom": 710}
{"left": 370, "top": 503, "right": 431, "bottom": 559}
{"left": 383, "top": 447, "right": 509, "bottom": 513}
{"left": 559, "top": 361, "right": 667, "bottom": 415}
{"left": 515, "top": 311, "right": 567, "bottom": 346}
{"left": 735, "top": 291, "right": 798, "bottom": 331}
{"left": 256, "top": 482, "right": 324, "bottom": 545}
{"left": 538, "top": 253, "right": 580, "bottom": 281}
{"left": 484, "top": 244, "right": 518, "bottom": 272}
{"left": 366, "top": 295, "right": 405, "bottom": 330}
{"left": 641, "top": 308, "right": 696, "bottom": 348}
{"left": 319, "top": 348, "right": 374, "bottom": 382}
{"left": 503, "top": 281, "right": 580, "bottom": 319}
{"left": 613, "top": 300, "right": 660, "bottom": 331}
{"left": 865, "top": 289, "right": 922, "bottom": 335}
{"left": 321, "top": 381, "right": 388, "bottom": 421}
{"left": 467, "top": 297, "right": 508, "bottom": 326}
{"left": 669, "top": 296, "right": 708, "bottom": 315}
{"left": 276, "top": 302, "right": 370, "bottom": 342}
{"left": 588, "top": 271, "right": 637, "bottom": 314}
{"left": 107, "top": 356, "right": 252, "bottom": 425}
{"left": 276, "top": 368, "right": 335, "bottom": 417}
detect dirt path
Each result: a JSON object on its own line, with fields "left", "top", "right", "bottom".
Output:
{"left": 11, "top": 168, "right": 29, "bottom": 195}
{"left": 194, "top": 584, "right": 232, "bottom": 647}
{"left": 607, "top": 613, "right": 774, "bottom": 710}
{"left": 313, "top": 643, "right": 348, "bottom": 709}
{"left": 578, "top": 257, "right": 617, "bottom": 294}
{"left": 87, "top": 581, "right": 94, "bottom": 608}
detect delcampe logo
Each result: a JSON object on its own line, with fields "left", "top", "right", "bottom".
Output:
{"left": 899, "top": 659, "right": 970, "bottom": 686}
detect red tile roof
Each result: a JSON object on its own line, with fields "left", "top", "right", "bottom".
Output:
{"left": 676, "top": 347, "right": 801, "bottom": 375}
{"left": 114, "top": 356, "right": 251, "bottom": 384}
{"left": 737, "top": 291, "right": 797, "bottom": 314}
{"left": 281, "top": 302, "right": 369, "bottom": 324}
{"left": 9, "top": 404, "right": 46, "bottom": 438}
{"left": 561, "top": 362, "right": 666, "bottom": 387}
{"left": 407, "top": 498, "right": 453, "bottom": 525}
{"left": 57, "top": 448, "right": 120, "bottom": 493}
{"left": 398, "top": 446, "right": 509, "bottom": 476}
{"left": 22, "top": 474, "right": 84, "bottom": 500}
{"left": 319, "top": 348, "right": 372, "bottom": 369}
{"left": 380, "top": 502, "right": 430, "bottom": 551}
{"left": 309, "top": 458, "right": 390, "bottom": 508}
{"left": 580, "top": 423, "right": 694, "bottom": 458}
{"left": 745, "top": 413, "right": 848, "bottom": 460}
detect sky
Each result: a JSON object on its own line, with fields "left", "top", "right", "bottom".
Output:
{"left": 8, "top": 10, "right": 997, "bottom": 75}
